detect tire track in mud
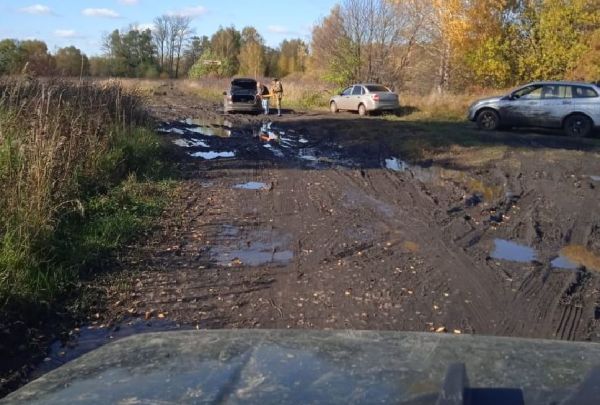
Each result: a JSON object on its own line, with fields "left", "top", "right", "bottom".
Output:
{"left": 554, "top": 271, "right": 591, "bottom": 341}
{"left": 333, "top": 166, "right": 510, "bottom": 334}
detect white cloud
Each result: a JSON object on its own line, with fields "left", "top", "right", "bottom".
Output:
{"left": 167, "top": 5, "right": 208, "bottom": 18}
{"left": 18, "top": 4, "right": 53, "bottom": 15}
{"left": 133, "top": 23, "right": 154, "bottom": 32}
{"left": 82, "top": 8, "right": 120, "bottom": 18}
{"left": 54, "top": 29, "right": 77, "bottom": 38}
{"left": 119, "top": 0, "right": 139, "bottom": 4}
{"left": 267, "top": 25, "right": 292, "bottom": 35}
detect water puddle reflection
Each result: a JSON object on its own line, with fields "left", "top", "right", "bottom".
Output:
{"left": 183, "top": 118, "right": 234, "bottom": 138}
{"left": 210, "top": 227, "right": 293, "bottom": 267}
{"left": 160, "top": 118, "right": 357, "bottom": 168}
{"left": 159, "top": 118, "right": 236, "bottom": 138}
{"left": 385, "top": 157, "right": 409, "bottom": 172}
{"left": 263, "top": 143, "right": 285, "bottom": 158}
{"left": 489, "top": 240, "right": 599, "bottom": 272}
{"left": 233, "top": 182, "right": 269, "bottom": 190}
{"left": 491, "top": 239, "right": 536, "bottom": 263}
{"left": 557, "top": 245, "right": 600, "bottom": 272}
{"left": 384, "top": 156, "right": 505, "bottom": 203}
{"left": 172, "top": 138, "right": 209, "bottom": 148}
{"left": 189, "top": 151, "right": 235, "bottom": 160}
{"left": 551, "top": 255, "right": 580, "bottom": 270}
{"left": 159, "top": 127, "right": 185, "bottom": 135}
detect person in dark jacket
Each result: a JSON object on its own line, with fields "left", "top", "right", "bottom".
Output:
{"left": 256, "top": 82, "right": 271, "bottom": 115}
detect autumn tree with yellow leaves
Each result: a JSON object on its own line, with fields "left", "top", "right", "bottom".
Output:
{"left": 311, "top": 0, "right": 600, "bottom": 92}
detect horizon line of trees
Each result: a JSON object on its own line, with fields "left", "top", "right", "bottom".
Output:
{"left": 1, "top": 0, "right": 598, "bottom": 94}
{"left": 0, "top": 15, "right": 308, "bottom": 81}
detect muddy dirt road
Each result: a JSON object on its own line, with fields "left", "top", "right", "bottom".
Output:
{"left": 89, "top": 84, "right": 600, "bottom": 344}
{"left": 4, "top": 84, "right": 600, "bottom": 398}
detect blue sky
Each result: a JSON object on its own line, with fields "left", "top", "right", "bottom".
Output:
{"left": 0, "top": 1, "right": 337, "bottom": 55}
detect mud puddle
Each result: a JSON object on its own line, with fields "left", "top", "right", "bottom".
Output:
{"left": 556, "top": 245, "right": 600, "bottom": 272}
{"left": 190, "top": 151, "right": 236, "bottom": 160}
{"left": 31, "top": 319, "right": 185, "bottom": 381}
{"left": 160, "top": 119, "right": 361, "bottom": 168}
{"left": 210, "top": 226, "right": 293, "bottom": 267}
{"left": 489, "top": 239, "right": 600, "bottom": 272}
{"left": 172, "top": 138, "right": 209, "bottom": 148}
{"left": 233, "top": 182, "right": 269, "bottom": 190}
{"left": 159, "top": 118, "right": 236, "bottom": 138}
{"left": 384, "top": 156, "right": 508, "bottom": 206}
{"left": 491, "top": 239, "right": 536, "bottom": 263}
{"left": 551, "top": 255, "right": 580, "bottom": 270}
{"left": 385, "top": 157, "right": 410, "bottom": 172}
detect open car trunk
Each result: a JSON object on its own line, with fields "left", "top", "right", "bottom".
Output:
{"left": 231, "top": 93, "right": 256, "bottom": 103}
{"left": 231, "top": 79, "right": 258, "bottom": 103}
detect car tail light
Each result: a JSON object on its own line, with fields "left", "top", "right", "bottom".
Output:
{"left": 372, "top": 94, "right": 380, "bottom": 101}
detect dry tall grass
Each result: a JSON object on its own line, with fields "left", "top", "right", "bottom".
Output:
{"left": 111, "top": 76, "right": 337, "bottom": 109}
{"left": 396, "top": 90, "right": 505, "bottom": 122}
{"left": 180, "top": 76, "right": 336, "bottom": 108}
{"left": 0, "top": 78, "right": 148, "bottom": 303}
{"left": 112, "top": 76, "right": 501, "bottom": 119}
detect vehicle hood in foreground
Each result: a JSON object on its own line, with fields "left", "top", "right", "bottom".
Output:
{"left": 4, "top": 330, "right": 600, "bottom": 404}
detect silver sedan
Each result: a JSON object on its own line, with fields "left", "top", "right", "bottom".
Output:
{"left": 330, "top": 84, "right": 399, "bottom": 116}
{"left": 468, "top": 81, "right": 600, "bottom": 137}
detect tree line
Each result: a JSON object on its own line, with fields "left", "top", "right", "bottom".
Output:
{"left": 0, "top": 14, "right": 307, "bottom": 80}
{"left": 310, "top": 0, "right": 600, "bottom": 92}
{"left": 1, "top": 1, "right": 598, "bottom": 93}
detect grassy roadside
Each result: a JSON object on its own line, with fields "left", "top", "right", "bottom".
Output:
{"left": 0, "top": 78, "right": 174, "bottom": 394}
{"left": 112, "top": 77, "right": 489, "bottom": 118}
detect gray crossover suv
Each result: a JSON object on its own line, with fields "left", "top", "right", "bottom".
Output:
{"left": 330, "top": 84, "right": 399, "bottom": 116}
{"left": 468, "top": 81, "right": 600, "bottom": 137}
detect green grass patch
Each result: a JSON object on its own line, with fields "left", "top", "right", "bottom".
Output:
{"left": 53, "top": 176, "right": 172, "bottom": 275}
{"left": 0, "top": 122, "right": 174, "bottom": 309}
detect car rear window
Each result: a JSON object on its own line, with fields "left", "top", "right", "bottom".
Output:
{"left": 572, "top": 86, "right": 599, "bottom": 98}
{"left": 352, "top": 86, "right": 364, "bottom": 95}
{"left": 366, "top": 85, "right": 390, "bottom": 92}
{"left": 232, "top": 80, "right": 257, "bottom": 91}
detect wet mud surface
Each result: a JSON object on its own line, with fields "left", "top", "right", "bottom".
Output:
{"left": 4, "top": 83, "right": 600, "bottom": 396}
{"left": 101, "top": 91, "right": 600, "bottom": 346}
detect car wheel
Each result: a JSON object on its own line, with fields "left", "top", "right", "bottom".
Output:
{"left": 330, "top": 101, "right": 339, "bottom": 114}
{"left": 564, "top": 114, "right": 592, "bottom": 138}
{"left": 476, "top": 109, "right": 500, "bottom": 131}
{"left": 358, "top": 104, "right": 368, "bottom": 117}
